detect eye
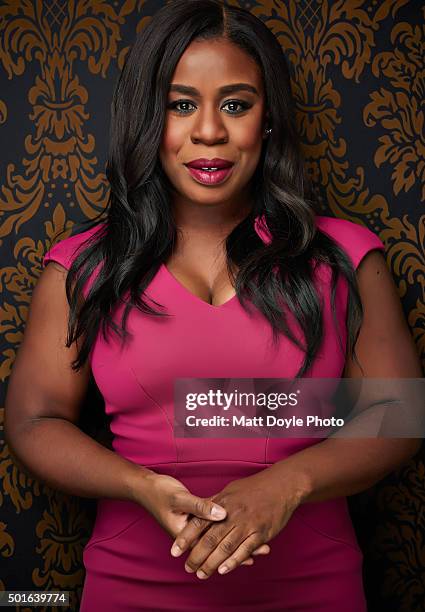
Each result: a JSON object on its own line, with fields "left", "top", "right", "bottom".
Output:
{"left": 166, "top": 99, "right": 252, "bottom": 115}
{"left": 221, "top": 100, "right": 252, "bottom": 114}
{"left": 167, "top": 100, "right": 196, "bottom": 114}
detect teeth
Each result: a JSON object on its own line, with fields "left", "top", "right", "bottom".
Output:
{"left": 201, "top": 167, "right": 218, "bottom": 171}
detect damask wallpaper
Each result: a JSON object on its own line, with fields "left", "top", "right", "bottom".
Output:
{"left": 0, "top": 1, "right": 423, "bottom": 611}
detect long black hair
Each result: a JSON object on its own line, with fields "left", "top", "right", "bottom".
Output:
{"left": 60, "top": 0, "right": 364, "bottom": 378}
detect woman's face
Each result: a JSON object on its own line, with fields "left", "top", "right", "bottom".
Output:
{"left": 159, "top": 38, "right": 268, "bottom": 218}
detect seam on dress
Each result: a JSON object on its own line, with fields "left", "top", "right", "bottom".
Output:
{"left": 129, "top": 365, "right": 179, "bottom": 476}
{"left": 83, "top": 515, "right": 147, "bottom": 553}
{"left": 291, "top": 513, "right": 362, "bottom": 554}
{"left": 140, "top": 460, "right": 275, "bottom": 466}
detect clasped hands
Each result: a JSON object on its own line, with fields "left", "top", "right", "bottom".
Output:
{"left": 143, "top": 467, "right": 304, "bottom": 580}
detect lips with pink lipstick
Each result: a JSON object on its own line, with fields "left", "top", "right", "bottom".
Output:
{"left": 184, "top": 158, "right": 234, "bottom": 185}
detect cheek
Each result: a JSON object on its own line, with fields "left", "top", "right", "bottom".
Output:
{"left": 235, "top": 118, "right": 264, "bottom": 152}
{"left": 237, "top": 130, "right": 264, "bottom": 171}
{"left": 160, "top": 120, "right": 186, "bottom": 158}
{"left": 242, "top": 132, "right": 263, "bottom": 151}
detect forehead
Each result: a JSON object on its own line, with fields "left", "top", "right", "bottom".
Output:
{"left": 171, "top": 38, "right": 263, "bottom": 92}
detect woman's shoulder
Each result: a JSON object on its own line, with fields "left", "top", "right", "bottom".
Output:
{"left": 315, "top": 215, "right": 385, "bottom": 269}
{"left": 43, "top": 221, "right": 106, "bottom": 271}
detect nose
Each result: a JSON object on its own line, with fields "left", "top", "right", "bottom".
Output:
{"left": 190, "top": 104, "right": 228, "bottom": 144}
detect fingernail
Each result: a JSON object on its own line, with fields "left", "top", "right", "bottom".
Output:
{"left": 218, "top": 565, "right": 229, "bottom": 574}
{"left": 185, "top": 564, "right": 195, "bottom": 573}
{"left": 197, "top": 570, "right": 208, "bottom": 579}
{"left": 211, "top": 505, "right": 226, "bottom": 518}
{"left": 171, "top": 543, "right": 182, "bottom": 557}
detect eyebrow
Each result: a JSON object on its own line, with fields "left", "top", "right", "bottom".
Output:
{"left": 168, "top": 83, "right": 259, "bottom": 97}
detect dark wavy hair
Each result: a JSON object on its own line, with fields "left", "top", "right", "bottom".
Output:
{"left": 59, "top": 0, "right": 365, "bottom": 379}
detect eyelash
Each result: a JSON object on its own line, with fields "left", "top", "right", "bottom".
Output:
{"left": 167, "top": 99, "right": 252, "bottom": 115}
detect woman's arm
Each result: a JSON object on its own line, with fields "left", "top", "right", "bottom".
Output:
{"left": 4, "top": 262, "right": 155, "bottom": 502}
{"left": 266, "top": 249, "right": 422, "bottom": 502}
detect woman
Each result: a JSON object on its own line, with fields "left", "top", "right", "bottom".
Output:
{"left": 5, "top": 0, "right": 422, "bottom": 610}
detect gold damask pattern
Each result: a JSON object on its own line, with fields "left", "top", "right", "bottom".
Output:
{"left": 0, "top": 1, "right": 423, "bottom": 610}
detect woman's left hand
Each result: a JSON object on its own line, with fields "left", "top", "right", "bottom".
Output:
{"left": 170, "top": 467, "right": 306, "bottom": 579}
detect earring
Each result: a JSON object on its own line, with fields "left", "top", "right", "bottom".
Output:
{"left": 264, "top": 128, "right": 272, "bottom": 136}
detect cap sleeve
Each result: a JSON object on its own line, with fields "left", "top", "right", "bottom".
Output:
{"left": 316, "top": 216, "right": 385, "bottom": 269}
{"left": 43, "top": 223, "right": 106, "bottom": 271}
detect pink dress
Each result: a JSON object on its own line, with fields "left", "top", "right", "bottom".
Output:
{"left": 43, "top": 214, "right": 385, "bottom": 611}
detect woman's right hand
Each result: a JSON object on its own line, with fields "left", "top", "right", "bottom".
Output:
{"left": 136, "top": 472, "right": 270, "bottom": 566}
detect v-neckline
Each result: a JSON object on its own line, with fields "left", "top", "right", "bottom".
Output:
{"left": 159, "top": 215, "right": 269, "bottom": 311}
{"left": 161, "top": 263, "right": 238, "bottom": 310}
